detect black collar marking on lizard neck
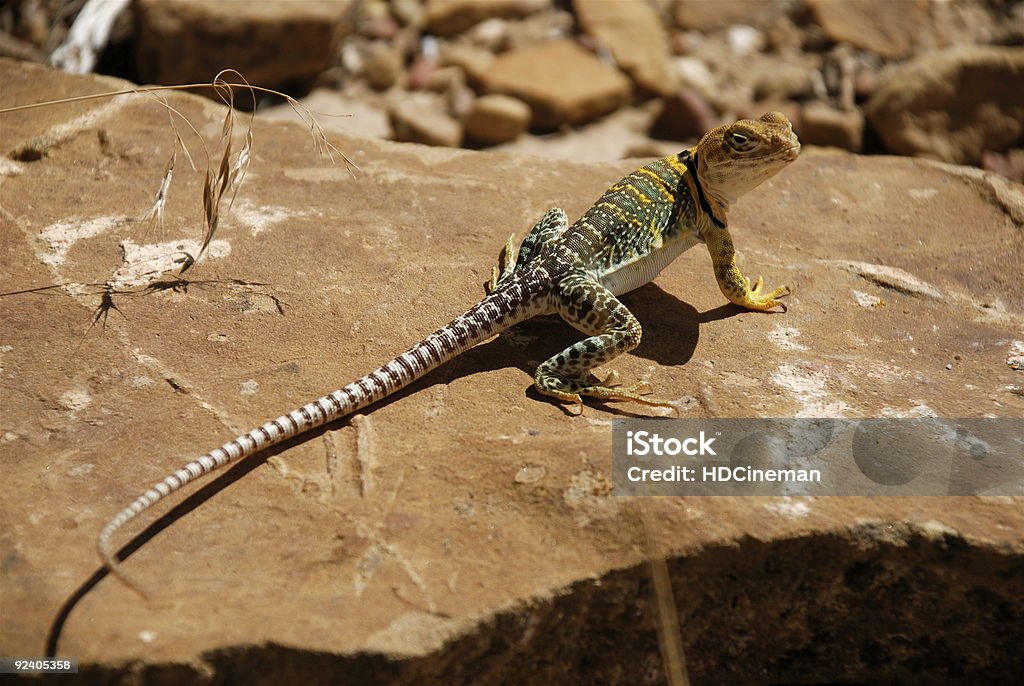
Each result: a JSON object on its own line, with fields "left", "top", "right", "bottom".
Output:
{"left": 681, "top": 150, "right": 726, "bottom": 229}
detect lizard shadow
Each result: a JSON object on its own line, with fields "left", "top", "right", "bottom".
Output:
{"left": 45, "top": 284, "right": 745, "bottom": 655}
{"left": 44, "top": 427, "right": 318, "bottom": 657}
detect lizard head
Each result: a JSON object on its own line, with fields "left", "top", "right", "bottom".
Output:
{"left": 693, "top": 111, "right": 800, "bottom": 219}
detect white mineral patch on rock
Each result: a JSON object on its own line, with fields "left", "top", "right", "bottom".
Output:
{"left": 765, "top": 498, "right": 811, "bottom": 518}
{"left": 110, "top": 238, "right": 231, "bottom": 289}
{"left": 39, "top": 215, "right": 126, "bottom": 265}
{"left": 59, "top": 388, "right": 92, "bottom": 413}
{"left": 827, "top": 260, "right": 943, "bottom": 299}
{"left": 852, "top": 290, "right": 883, "bottom": 307}
{"left": 233, "top": 201, "right": 302, "bottom": 236}
{"left": 1007, "top": 341, "right": 1024, "bottom": 371}
{"left": 879, "top": 403, "right": 938, "bottom": 418}
{"left": 0, "top": 157, "right": 24, "bottom": 176}
{"left": 770, "top": 362, "right": 850, "bottom": 418}
{"left": 769, "top": 325, "right": 808, "bottom": 351}
{"left": 909, "top": 188, "right": 939, "bottom": 200}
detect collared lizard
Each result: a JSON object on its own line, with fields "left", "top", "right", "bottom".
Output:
{"left": 99, "top": 111, "right": 800, "bottom": 588}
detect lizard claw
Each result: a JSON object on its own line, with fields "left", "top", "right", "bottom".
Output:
{"left": 742, "top": 281, "right": 790, "bottom": 312}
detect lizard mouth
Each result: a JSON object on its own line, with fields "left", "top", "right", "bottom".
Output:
{"left": 780, "top": 144, "right": 801, "bottom": 161}
{"left": 740, "top": 145, "right": 801, "bottom": 163}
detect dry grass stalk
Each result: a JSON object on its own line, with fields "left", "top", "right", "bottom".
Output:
{"left": 0, "top": 69, "right": 358, "bottom": 277}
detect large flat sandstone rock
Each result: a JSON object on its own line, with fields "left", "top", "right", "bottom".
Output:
{"left": 1, "top": 59, "right": 1022, "bottom": 684}
{"left": 135, "top": 0, "right": 352, "bottom": 87}
{"left": 481, "top": 40, "right": 632, "bottom": 128}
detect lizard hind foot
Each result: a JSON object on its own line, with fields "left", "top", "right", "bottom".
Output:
{"left": 485, "top": 233, "right": 518, "bottom": 295}
{"left": 580, "top": 381, "right": 677, "bottom": 412}
{"left": 539, "top": 374, "right": 676, "bottom": 414}
{"left": 536, "top": 386, "right": 586, "bottom": 415}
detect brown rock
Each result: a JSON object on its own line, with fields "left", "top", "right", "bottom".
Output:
{"left": 2, "top": 58, "right": 1023, "bottom": 685}
{"left": 437, "top": 41, "right": 495, "bottom": 86}
{"left": 807, "top": 0, "right": 927, "bottom": 59}
{"left": 447, "top": 73, "right": 478, "bottom": 120}
{"left": 134, "top": 0, "right": 351, "bottom": 87}
{"left": 423, "top": 65, "right": 466, "bottom": 93}
{"left": 505, "top": 8, "right": 576, "bottom": 50}
{"left": 359, "top": 14, "right": 399, "bottom": 40}
{"left": 363, "top": 41, "right": 403, "bottom": 90}
{"left": 725, "top": 24, "right": 766, "bottom": 56}
{"left": 799, "top": 101, "right": 864, "bottom": 152}
{"left": 650, "top": 89, "right": 719, "bottom": 142}
{"left": 573, "top": 0, "right": 678, "bottom": 96}
{"left": 749, "top": 54, "right": 819, "bottom": 101}
{"left": 981, "top": 149, "right": 1024, "bottom": 183}
{"left": 672, "top": 56, "right": 717, "bottom": 96}
{"left": 389, "top": 92, "right": 462, "bottom": 147}
{"left": 865, "top": 46, "right": 1024, "bottom": 165}
{"left": 354, "top": 0, "right": 400, "bottom": 39}
{"left": 464, "top": 17, "right": 511, "bottom": 52}
{"left": 390, "top": 0, "right": 425, "bottom": 27}
{"left": 671, "top": 30, "right": 704, "bottom": 56}
{"left": 675, "top": 0, "right": 788, "bottom": 32}
{"left": 764, "top": 15, "right": 803, "bottom": 52}
{"left": 481, "top": 39, "right": 632, "bottom": 128}
{"left": 425, "top": 0, "right": 551, "bottom": 37}
{"left": 407, "top": 53, "right": 438, "bottom": 90}
{"left": 853, "top": 66, "right": 879, "bottom": 101}
{"left": 463, "top": 94, "right": 532, "bottom": 144}
{"left": 953, "top": 1, "right": 1023, "bottom": 48}
{"left": 0, "top": 30, "right": 47, "bottom": 63}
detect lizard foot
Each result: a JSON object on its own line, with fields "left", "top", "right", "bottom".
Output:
{"left": 485, "top": 233, "right": 518, "bottom": 295}
{"left": 739, "top": 276, "right": 790, "bottom": 312}
{"left": 578, "top": 381, "right": 678, "bottom": 412}
{"left": 536, "top": 386, "right": 585, "bottom": 415}
{"left": 539, "top": 373, "right": 677, "bottom": 414}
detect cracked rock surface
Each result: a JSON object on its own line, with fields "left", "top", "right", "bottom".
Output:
{"left": 1, "top": 59, "right": 1022, "bottom": 684}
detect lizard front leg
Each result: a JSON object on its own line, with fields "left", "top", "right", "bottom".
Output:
{"left": 486, "top": 208, "right": 569, "bottom": 294}
{"left": 703, "top": 225, "right": 790, "bottom": 312}
{"left": 534, "top": 272, "right": 674, "bottom": 412}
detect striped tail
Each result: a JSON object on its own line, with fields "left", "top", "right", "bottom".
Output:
{"left": 98, "top": 279, "right": 545, "bottom": 592}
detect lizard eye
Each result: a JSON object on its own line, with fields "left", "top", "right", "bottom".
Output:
{"left": 726, "top": 130, "right": 755, "bottom": 151}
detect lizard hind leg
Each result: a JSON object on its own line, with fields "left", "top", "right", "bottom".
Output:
{"left": 534, "top": 274, "right": 676, "bottom": 412}
{"left": 486, "top": 208, "right": 569, "bottom": 294}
